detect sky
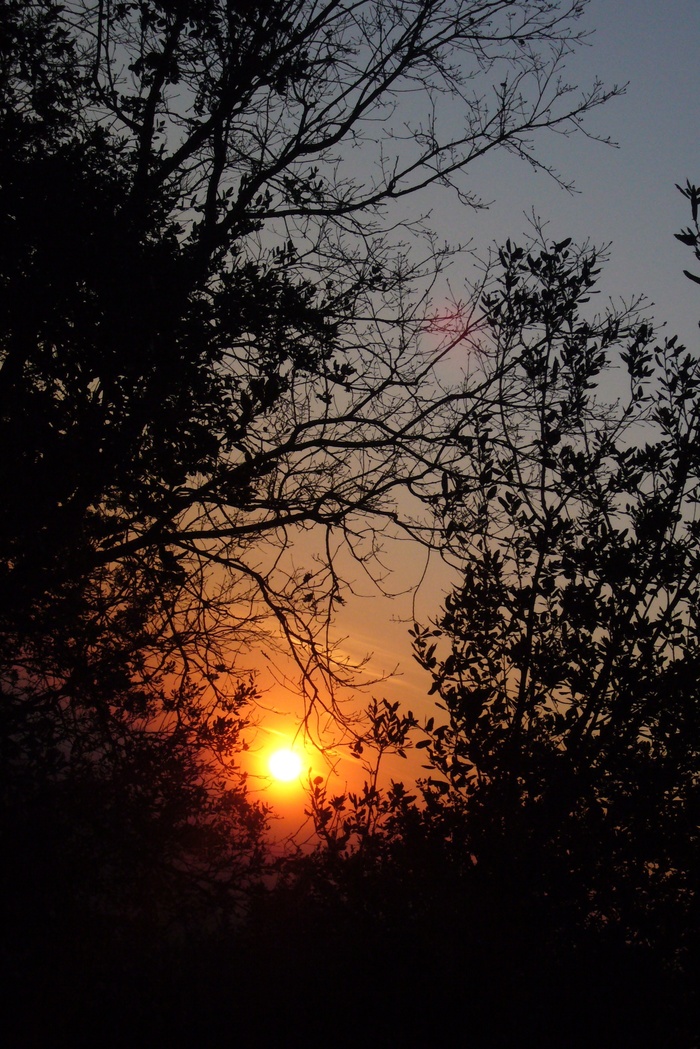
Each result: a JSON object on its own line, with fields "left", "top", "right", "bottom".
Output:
{"left": 252, "top": 0, "right": 700, "bottom": 831}
{"left": 510, "top": 2, "right": 696, "bottom": 328}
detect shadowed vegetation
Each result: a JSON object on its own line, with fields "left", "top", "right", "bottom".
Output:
{"left": 1, "top": 3, "right": 697, "bottom": 1046}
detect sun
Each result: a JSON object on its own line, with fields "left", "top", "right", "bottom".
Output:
{"left": 268, "top": 748, "right": 303, "bottom": 782}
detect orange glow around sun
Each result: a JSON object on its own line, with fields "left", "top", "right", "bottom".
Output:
{"left": 268, "top": 748, "right": 304, "bottom": 782}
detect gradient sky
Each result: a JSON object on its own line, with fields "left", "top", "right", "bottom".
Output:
{"left": 449, "top": 0, "right": 700, "bottom": 345}
{"left": 255, "top": 0, "right": 700, "bottom": 823}
{"left": 349, "top": 3, "right": 699, "bottom": 685}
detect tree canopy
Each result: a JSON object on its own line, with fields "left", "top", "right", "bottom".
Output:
{"left": 12, "top": 3, "right": 698, "bottom": 1044}
{"left": 1, "top": 0, "right": 618, "bottom": 864}
{"left": 270, "top": 206, "right": 700, "bottom": 1049}
{"left": 1, "top": 1, "right": 621, "bottom": 694}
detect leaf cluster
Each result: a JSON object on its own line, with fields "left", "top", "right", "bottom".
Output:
{"left": 412, "top": 231, "right": 700, "bottom": 959}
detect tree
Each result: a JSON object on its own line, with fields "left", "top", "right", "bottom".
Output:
{"left": 270, "top": 215, "right": 700, "bottom": 1046}
{"left": 0, "top": 0, "right": 621, "bottom": 935}
{"left": 410, "top": 225, "right": 700, "bottom": 968}
{"left": 0, "top": 0, "right": 622, "bottom": 692}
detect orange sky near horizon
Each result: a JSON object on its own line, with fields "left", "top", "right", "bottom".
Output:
{"left": 233, "top": 524, "right": 459, "bottom": 838}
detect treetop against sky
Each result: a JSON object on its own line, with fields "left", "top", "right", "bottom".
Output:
{"left": 2, "top": 13, "right": 700, "bottom": 1029}
{"left": 2, "top": 0, "right": 699, "bottom": 822}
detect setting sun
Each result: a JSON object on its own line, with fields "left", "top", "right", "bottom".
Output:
{"left": 268, "top": 748, "right": 303, "bottom": 782}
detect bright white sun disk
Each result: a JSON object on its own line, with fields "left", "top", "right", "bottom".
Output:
{"left": 268, "top": 748, "right": 303, "bottom": 782}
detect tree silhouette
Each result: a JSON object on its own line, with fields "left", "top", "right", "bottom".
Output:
{"left": 0, "top": 0, "right": 623, "bottom": 703}
{"left": 411, "top": 228, "right": 700, "bottom": 971}
{"left": 0, "top": 1, "right": 626, "bottom": 1002}
{"left": 276, "top": 222, "right": 700, "bottom": 1047}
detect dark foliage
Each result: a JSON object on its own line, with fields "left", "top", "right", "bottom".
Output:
{"left": 265, "top": 216, "right": 700, "bottom": 1048}
{"left": 1, "top": 0, "right": 617, "bottom": 932}
{"left": 2, "top": 2, "right": 666, "bottom": 1044}
{"left": 0, "top": 2, "right": 275, "bottom": 945}
{"left": 410, "top": 229, "right": 700, "bottom": 969}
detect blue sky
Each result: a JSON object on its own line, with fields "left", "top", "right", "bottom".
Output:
{"left": 436, "top": 0, "right": 700, "bottom": 345}
{"left": 338, "top": 0, "right": 700, "bottom": 775}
